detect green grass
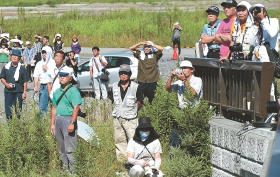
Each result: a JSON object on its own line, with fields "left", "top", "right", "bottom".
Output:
{"left": 0, "top": 0, "right": 210, "bottom": 7}
{"left": 2, "top": 8, "right": 280, "bottom": 48}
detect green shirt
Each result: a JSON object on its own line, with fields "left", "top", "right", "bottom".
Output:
{"left": 134, "top": 50, "right": 162, "bottom": 83}
{"left": 52, "top": 84, "right": 82, "bottom": 116}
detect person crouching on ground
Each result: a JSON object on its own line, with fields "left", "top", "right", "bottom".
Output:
{"left": 50, "top": 67, "right": 82, "bottom": 173}
{"left": 112, "top": 64, "right": 143, "bottom": 161}
{"left": 127, "top": 117, "right": 163, "bottom": 177}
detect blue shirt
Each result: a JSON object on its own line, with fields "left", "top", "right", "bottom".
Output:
{"left": 22, "top": 47, "right": 35, "bottom": 64}
{"left": 201, "top": 20, "right": 221, "bottom": 50}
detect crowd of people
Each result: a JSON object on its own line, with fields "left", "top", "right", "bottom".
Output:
{"left": 0, "top": 0, "right": 278, "bottom": 176}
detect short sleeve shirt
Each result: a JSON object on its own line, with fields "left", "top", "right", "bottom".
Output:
{"left": 171, "top": 75, "right": 203, "bottom": 108}
{"left": 88, "top": 56, "right": 108, "bottom": 78}
{"left": 0, "top": 64, "right": 29, "bottom": 93}
{"left": 52, "top": 84, "right": 83, "bottom": 116}
{"left": 134, "top": 50, "right": 163, "bottom": 83}
{"left": 216, "top": 18, "right": 235, "bottom": 57}
{"left": 127, "top": 139, "right": 162, "bottom": 162}
{"left": 201, "top": 20, "right": 221, "bottom": 50}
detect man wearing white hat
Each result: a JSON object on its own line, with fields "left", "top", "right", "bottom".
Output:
{"left": 53, "top": 33, "right": 64, "bottom": 52}
{"left": 165, "top": 60, "right": 203, "bottom": 108}
{"left": 50, "top": 64, "right": 82, "bottom": 173}
{"left": 23, "top": 41, "right": 36, "bottom": 81}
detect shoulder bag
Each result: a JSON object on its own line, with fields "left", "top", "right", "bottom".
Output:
{"left": 93, "top": 57, "right": 109, "bottom": 82}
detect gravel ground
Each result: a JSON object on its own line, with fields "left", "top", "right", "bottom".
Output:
{"left": 0, "top": 47, "right": 195, "bottom": 123}
{"left": 0, "top": 0, "right": 279, "bottom": 19}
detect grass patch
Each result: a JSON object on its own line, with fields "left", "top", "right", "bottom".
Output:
{"left": 2, "top": 8, "right": 280, "bottom": 48}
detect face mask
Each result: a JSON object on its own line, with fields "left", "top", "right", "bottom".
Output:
{"left": 140, "top": 131, "right": 150, "bottom": 141}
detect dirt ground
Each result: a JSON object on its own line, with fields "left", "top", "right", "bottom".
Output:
{"left": 0, "top": 0, "right": 279, "bottom": 19}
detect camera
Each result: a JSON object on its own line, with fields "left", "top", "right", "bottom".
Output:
{"left": 229, "top": 43, "right": 244, "bottom": 60}
{"left": 175, "top": 68, "right": 183, "bottom": 74}
{"left": 9, "top": 83, "right": 15, "bottom": 88}
{"left": 252, "top": 7, "right": 261, "bottom": 16}
{"left": 266, "top": 101, "right": 279, "bottom": 131}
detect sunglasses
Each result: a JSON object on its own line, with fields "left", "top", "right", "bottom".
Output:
{"left": 119, "top": 71, "right": 130, "bottom": 75}
{"left": 223, "top": 4, "right": 234, "bottom": 9}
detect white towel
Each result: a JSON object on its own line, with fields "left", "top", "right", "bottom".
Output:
{"left": 5, "top": 62, "right": 22, "bottom": 81}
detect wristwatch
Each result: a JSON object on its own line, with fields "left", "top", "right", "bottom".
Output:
{"left": 70, "top": 120, "right": 75, "bottom": 124}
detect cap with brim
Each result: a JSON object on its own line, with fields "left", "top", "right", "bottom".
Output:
{"left": 11, "top": 50, "right": 22, "bottom": 57}
{"left": 119, "top": 64, "right": 131, "bottom": 73}
{"left": 58, "top": 72, "right": 69, "bottom": 77}
{"left": 180, "top": 60, "right": 193, "bottom": 68}
{"left": 237, "top": 1, "right": 251, "bottom": 11}
{"left": 249, "top": 4, "right": 265, "bottom": 13}
{"left": 26, "top": 41, "right": 31, "bottom": 45}
{"left": 55, "top": 33, "right": 62, "bottom": 38}
{"left": 221, "top": 0, "right": 237, "bottom": 7}
{"left": 58, "top": 67, "right": 74, "bottom": 78}
{"left": 137, "top": 117, "right": 153, "bottom": 129}
{"left": 206, "top": 6, "right": 219, "bottom": 15}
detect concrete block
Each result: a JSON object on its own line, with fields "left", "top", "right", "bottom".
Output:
{"left": 211, "top": 146, "right": 222, "bottom": 167}
{"left": 240, "top": 158, "right": 262, "bottom": 176}
{"left": 217, "top": 126, "right": 224, "bottom": 147}
{"left": 256, "top": 137, "right": 269, "bottom": 163}
{"left": 221, "top": 149, "right": 240, "bottom": 174}
{"left": 212, "top": 167, "right": 235, "bottom": 177}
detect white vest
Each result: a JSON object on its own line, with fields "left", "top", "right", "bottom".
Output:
{"left": 112, "top": 81, "right": 138, "bottom": 119}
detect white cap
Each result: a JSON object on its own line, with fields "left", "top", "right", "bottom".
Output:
{"left": 55, "top": 33, "right": 62, "bottom": 38}
{"left": 249, "top": 4, "right": 265, "bottom": 12}
{"left": 58, "top": 67, "right": 75, "bottom": 80}
{"left": 180, "top": 60, "right": 193, "bottom": 68}
{"left": 174, "top": 22, "right": 179, "bottom": 26}
{"left": 237, "top": 1, "right": 251, "bottom": 11}
{"left": 26, "top": 41, "right": 31, "bottom": 45}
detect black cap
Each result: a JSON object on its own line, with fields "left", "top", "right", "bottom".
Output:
{"left": 206, "top": 6, "right": 219, "bottom": 15}
{"left": 221, "top": 0, "right": 237, "bottom": 7}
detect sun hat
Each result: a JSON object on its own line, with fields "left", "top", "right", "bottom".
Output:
{"left": 34, "top": 34, "right": 42, "bottom": 39}
{"left": 137, "top": 117, "right": 153, "bottom": 129}
{"left": 180, "top": 60, "right": 193, "bottom": 68}
{"left": 55, "top": 33, "right": 62, "bottom": 38}
{"left": 11, "top": 50, "right": 22, "bottom": 57}
{"left": 174, "top": 22, "right": 179, "bottom": 26}
{"left": 237, "top": 1, "right": 251, "bottom": 11}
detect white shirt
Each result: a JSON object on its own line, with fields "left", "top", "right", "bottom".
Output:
{"left": 0, "top": 48, "right": 9, "bottom": 55}
{"left": 127, "top": 139, "right": 162, "bottom": 163}
{"left": 261, "top": 17, "right": 279, "bottom": 52}
{"left": 171, "top": 75, "right": 203, "bottom": 108}
{"left": 33, "top": 58, "right": 55, "bottom": 84}
{"left": 88, "top": 55, "right": 107, "bottom": 78}
{"left": 42, "top": 45, "right": 53, "bottom": 62}
{"left": 47, "top": 64, "right": 73, "bottom": 99}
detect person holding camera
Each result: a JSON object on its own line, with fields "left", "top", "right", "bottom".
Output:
{"left": 129, "top": 41, "right": 163, "bottom": 103}
{"left": 112, "top": 64, "right": 143, "bottom": 161}
{"left": 126, "top": 117, "right": 163, "bottom": 177}
{"left": 165, "top": 60, "right": 203, "bottom": 108}
{"left": 50, "top": 67, "right": 82, "bottom": 173}
{"left": 0, "top": 50, "right": 29, "bottom": 119}
{"left": 66, "top": 51, "right": 78, "bottom": 77}
{"left": 89, "top": 46, "right": 108, "bottom": 100}
{"left": 250, "top": 4, "right": 279, "bottom": 62}
{"left": 201, "top": 6, "right": 221, "bottom": 59}
{"left": 226, "top": 1, "right": 260, "bottom": 60}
